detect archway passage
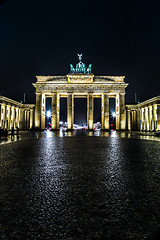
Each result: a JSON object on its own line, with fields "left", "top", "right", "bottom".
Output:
{"left": 60, "top": 98, "right": 67, "bottom": 123}
{"left": 74, "top": 98, "right": 87, "bottom": 127}
{"left": 45, "top": 97, "right": 51, "bottom": 129}
{"left": 109, "top": 98, "right": 116, "bottom": 130}
{"left": 93, "top": 98, "right": 101, "bottom": 124}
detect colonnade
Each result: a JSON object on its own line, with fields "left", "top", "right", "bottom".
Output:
{"left": 0, "top": 96, "right": 35, "bottom": 130}
{"left": 140, "top": 105, "right": 160, "bottom": 131}
{"left": 126, "top": 99, "right": 160, "bottom": 132}
{"left": 35, "top": 92, "right": 126, "bottom": 130}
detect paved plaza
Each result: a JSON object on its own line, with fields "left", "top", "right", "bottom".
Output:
{"left": 0, "top": 132, "right": 160, "bottom": 239}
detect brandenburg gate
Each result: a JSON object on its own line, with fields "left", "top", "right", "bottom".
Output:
{"left": 33, "top": 55, "right": 128, "bottom": 130}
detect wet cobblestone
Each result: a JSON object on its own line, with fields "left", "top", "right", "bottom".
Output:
{"left": 0, "top": 136, "right": 160, "bottom": 239}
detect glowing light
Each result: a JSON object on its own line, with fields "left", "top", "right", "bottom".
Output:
{"left": 47, "top": 111, "right": 51, "bottom": 117}
{"left": 112, "top": 112, "right": 116, "bottom": 117}
{"left": 59, "top": 121, "right": 63, "bottom": 125}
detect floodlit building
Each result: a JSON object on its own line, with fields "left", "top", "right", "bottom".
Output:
{"left": 1, "top": 55, "right": 160, "bottom": 132}
{"left": 0, "top": 96, "right": 35, "bottom": 130}
{"left": 33, "top": 55, "right": 128, "bottom": 131}
{"left": 126, "top": 96, "right": 160, "bottom": 132}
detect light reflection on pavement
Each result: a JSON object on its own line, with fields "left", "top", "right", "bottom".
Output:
{"left": 0, "top": 129, "right": 160, "bottom": 145}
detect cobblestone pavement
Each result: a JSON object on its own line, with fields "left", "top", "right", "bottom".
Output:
{"left": 0, "top": 134, "right": 160, "bottom": 239}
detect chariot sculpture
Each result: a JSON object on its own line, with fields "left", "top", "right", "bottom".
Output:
{"left": 70, "top": 54, "right": 92, "bottom": 74}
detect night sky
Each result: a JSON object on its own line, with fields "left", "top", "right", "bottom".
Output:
{"left": 0, "top": 0, "right": 160, "bottom": 105}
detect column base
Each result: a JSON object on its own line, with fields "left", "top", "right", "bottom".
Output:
{"left": 87, "top": 129, "right": 94, "bottom": 132}
{"left": 66, "top": 129, "right": 74, "bottom": 131}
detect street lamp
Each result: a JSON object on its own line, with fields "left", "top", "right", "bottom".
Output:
{"left": 47, "top": 111, "right": 51, "bottom": 118}
{"left": 112, "top": 112, "right": 116, "bottom": 118}
{"left": 46, "top": 111, "right": 51, "bottom": 129}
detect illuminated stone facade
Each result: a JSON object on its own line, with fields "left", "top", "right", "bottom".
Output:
{"left": 33, "top": 74, "right": 128, "bottom": 130}
{"left": 126, "top": 96, "right": 160, "bottom": 132}
{"left": 1, "top": 79, "right": 160, "bottom": 132}
{"left": 0, "top": 96, "right": 35, "bottom": 130}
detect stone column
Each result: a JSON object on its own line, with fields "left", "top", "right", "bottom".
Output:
{"left": 130, "top": 111, "right": 133, "bottom": 130}
{"left": 133, "top": 110, "right": 137, "bottom": 130}
{"left": 127, "top": 109, "right": 131, "bottom": 131}
{"left": 101, "top": 94, "right": 104, "bottom": 129}
{"left": 4, "top": 105, "right": 7, "bottom": 128}
{"left": 67, "top": 94, "right": 74, "bottom": 130}
{"left": 20, "top": 109, "right": 25, "bottom": 130}
{"left": 151, "top": 106, "right": 154, "bottom": 131}
{"left": 148, "top": 106, "right": 151, "bottom": 131}
{"left": 153, "top": 105, "right": 156, "bottom": 131}
{"left": 87, "top": 93, "right": 93, "bottom": 130}
{"left": 41, "top": 94, "right": 46, "bottom": 130}
{"left": 146, "top": 107, "right": 149, "bottom": 131}
{"left": 17, "top": 108, "right": 20, "bottom": 128}
{"left": 56, "top": 94, "right": 60, "bottom": 130}
{"left": 51, "top": 94, "right": 57, "bottom": 130}
{"left": 142, "top": 108, "right": 144, "bottom": 131}
{"left": 103, "top": 93, "right": 109, "bottom": 130}
{"left": 7, "top": 106, "right": 11, "bottom": 130}
{"left": 0, "top": 104, "right": 1, "bottom": 128}
{"left": 27, "top": 111, "right": 30, "bottom": 129}
{"left": 119, "top": 93, "right": 126, "bottom": 130}
{"left": 116, "top": 94, "right": 120, "bottom": 130}
{"left": 15, "top": 108, "right": 18, "bottom": 128}
{"left": 157, "top": 104, "right": 160, "bottom": 131}
{"left": 12, "top": 106, "right": 15, "bottom": 129}
{"left": 24, "top": 110, "right": 26, "bottom": 129}
{"left": 30, "top": 109, "right": 34, "bottom": 129}
{"left": 145, "top": 107, "right": 147, "bottom": 131}
{"left": 137, "top": 109, "right": 140, "bottom": 131}
{"left": 35, "top": 92, "right": 41, "bottom": 129}
{"left": 140, "top": 108, "right": 142, "bottom": 131}
{"left": 1, "top": 104, "right": 6, "bottom": 128}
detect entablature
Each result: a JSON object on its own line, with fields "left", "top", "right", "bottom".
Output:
{"left": 0, "top": 96, "right": 35, "bottom": 109}
{"left": 0, "top": 96, "right": 23, "bottom": 108}
{"left": 33, "top": 83, "right": 128, "bottom": 93}
{"left": 137, "top": 96, "right": 160, "bottom": 108}
{"left": 35, "top": 75, "right": 126, "bottom": 84}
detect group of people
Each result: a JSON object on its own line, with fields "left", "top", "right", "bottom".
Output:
{"left": 0, "top": 127, "right": 19, "bottom": 140}
{"left": 0, "top": 127, "right": 8, "bottom": 139}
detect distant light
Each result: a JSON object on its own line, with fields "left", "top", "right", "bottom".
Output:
{"left": 112, "top": 112, "right": 116, "bottom": 117}
{"left": 47, "top": 111, "right": 51, "bottom": 117}
{"left": 59, "top": 121, "right": 63, "bottom": 125}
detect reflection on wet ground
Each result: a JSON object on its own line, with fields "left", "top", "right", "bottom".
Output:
{"left": 0, "top": 129, "right": 160, "bottom": 145}
{"left": 0, "top": 131, "right": 160, "bottom": 239}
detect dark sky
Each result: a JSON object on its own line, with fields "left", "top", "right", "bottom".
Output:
{"left": 0, "top": 0, "right": 160, "bottom": 104}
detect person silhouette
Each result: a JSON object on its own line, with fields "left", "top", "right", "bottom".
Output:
{"left": 16, "top": 127, "right": 19, "bottom": 140}
{"left": 11, "top": 127, "right": 14, "bottom": 140}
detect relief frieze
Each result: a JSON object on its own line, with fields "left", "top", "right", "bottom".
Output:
{"left": 36, "top": 85, "right": 123, "bottom": 91}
